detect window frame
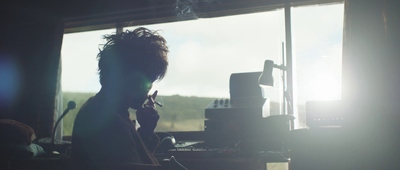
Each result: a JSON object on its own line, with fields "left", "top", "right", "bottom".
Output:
{"left": 60, "top": 0, "right": 345, "bottom": 140}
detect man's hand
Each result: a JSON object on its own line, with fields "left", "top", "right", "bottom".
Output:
{"left": 136, "top": 91, "right": 160, "bottom": 136}
{"left": 136, "top": 106, "right": 159, "bottom": 135}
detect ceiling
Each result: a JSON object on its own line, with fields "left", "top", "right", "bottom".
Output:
{"left": 62, "top": 0, "right": 342, "bottom": 33}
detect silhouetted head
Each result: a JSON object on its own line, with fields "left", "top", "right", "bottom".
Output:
{"left": 97, "top": 27, "right": 169, "bottom": 109}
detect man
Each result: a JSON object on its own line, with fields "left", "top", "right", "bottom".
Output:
{"left": 71, "top": 27, "right": 168, "bottom": 170}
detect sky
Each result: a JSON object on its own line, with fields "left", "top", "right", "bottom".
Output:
{"left": 61, "top": 3, "right": 344, "bottom": 104}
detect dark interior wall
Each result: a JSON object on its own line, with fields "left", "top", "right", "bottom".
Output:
{"left": 0, "top": 0, "right": 64, "bottom": 138}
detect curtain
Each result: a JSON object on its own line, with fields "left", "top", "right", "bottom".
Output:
{"left": 340, "top": 1, "right": 400, "bottom": 169}
{"left": 54, "top": 56, "right": 64, "bottom": 141}
{"left": 342, "top": 0, "right": 400, "bottom": 113}
{"left": 0, "top": 1, "right": 65, "bottom": 138}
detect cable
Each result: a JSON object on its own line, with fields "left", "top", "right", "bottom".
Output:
{"left": 169, "top": 156, "right": 188, "bottom": 170}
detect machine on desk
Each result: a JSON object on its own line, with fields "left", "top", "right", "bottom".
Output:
{"left": 204, "top": 72, "right": 293, "bottom": 155}
{"left": 152, "top": 72, "right": 291, "bottom": 170}
{"left": 166, "top": 141, "right": 286, "bottom": 162}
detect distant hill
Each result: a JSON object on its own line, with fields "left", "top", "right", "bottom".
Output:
{"left": 61, "top": 92, "right": 281, "bottom": 135}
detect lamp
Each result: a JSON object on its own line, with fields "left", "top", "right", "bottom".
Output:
{"left": 258, "top": 60, "right": 289, "bottom": 115}
{"left": 258, "top": 60, "right": 275, "bottom": 87}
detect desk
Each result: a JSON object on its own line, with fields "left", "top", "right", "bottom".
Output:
{"left": 157, "top": 150, "right": 288, "bottom": 170}
{"left": 169, "top": 157, "right": 287, "bottom": 170}
{"left": 290, "top": 123, "right": 400, "bottom": 170}
{"left": 175, "top": 157, "right": 264, "bottom": 170}
{"left": 0, "top": 156, "right": 70, "bottom": 170}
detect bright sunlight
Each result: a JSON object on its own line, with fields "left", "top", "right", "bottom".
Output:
{"left": 309, "top": 73, "right": 341, "bottom": 101}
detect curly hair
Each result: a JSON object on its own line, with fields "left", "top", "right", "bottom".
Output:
{"left": 97, "top": 27, "right": 169, "bottom": 86}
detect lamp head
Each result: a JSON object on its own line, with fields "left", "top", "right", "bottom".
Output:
{"left": 259, "top": 60, "right": 275, "bottom": 87}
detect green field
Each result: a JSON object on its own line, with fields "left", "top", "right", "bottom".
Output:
{"left": 62, "top": 92, "right": 216, "bottom": 135}
{"left": 62, "top": 92, "right": 283, "bottom": 135}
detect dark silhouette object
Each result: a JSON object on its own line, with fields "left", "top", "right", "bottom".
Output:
{"left": 50, "top": 100, "right": 76, "bottom": 154}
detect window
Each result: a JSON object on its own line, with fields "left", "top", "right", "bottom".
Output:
{"left": 61, "top": 10, "right": 285, "bottom": 135}
{"left": 125, "top": 10, "right": 286, "bottom": 132}
{"left": 60, "top": 2, "right": 344, "bottom": 136}
{"left": 291, "top": 3, "right": 344, "bottom": 128}
{"left": 61, "top": 28, "right": 115, "bottom": 136}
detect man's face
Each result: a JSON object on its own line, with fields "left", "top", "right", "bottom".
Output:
{"left": 123, "top": 72, "right": 154, "bottom": 110}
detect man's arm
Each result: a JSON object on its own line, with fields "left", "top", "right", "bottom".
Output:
{"left": 136, "top": 106, "right": 160, "bottom": 152}
{"left": 137, "top": 127, "right": 160, "bottom": 152}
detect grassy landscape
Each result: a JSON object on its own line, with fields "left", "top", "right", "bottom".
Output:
{"left": 62, "top": 92, "right": 216, "bottom": 135}
{"left": 62, "top": 92, "right": 283, "bottom": 135}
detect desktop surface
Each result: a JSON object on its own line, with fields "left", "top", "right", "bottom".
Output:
{"left": 155, "top": 140, "right": 288, "bottom": 170}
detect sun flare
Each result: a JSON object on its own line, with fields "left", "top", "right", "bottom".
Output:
{"left": 309, "top": 74, "right": 341, "bottom": 101}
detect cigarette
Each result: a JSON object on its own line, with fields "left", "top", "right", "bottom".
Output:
{"left": 147, "top": 92, "right": 163, "bottom": 107}
{"left": 154, "top": 101, "right": 163, "bottom": 107}
{"left": 151, "top": 90, "right": 162, "bottom": 107}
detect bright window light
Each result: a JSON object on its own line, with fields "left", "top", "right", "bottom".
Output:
{"left": 60, "top": 2, "right": 344, "bottom": 134}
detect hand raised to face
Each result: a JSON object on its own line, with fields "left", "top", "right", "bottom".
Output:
{"left": 136, "top": 106, "right": 159, "bottom": 135}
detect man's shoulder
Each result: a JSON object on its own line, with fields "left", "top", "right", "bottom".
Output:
{"left": 74, "top": 97, "right": 96, "bottom": 121}
{"left": 73, "top": 97, "right": 110, "bottom": 130}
